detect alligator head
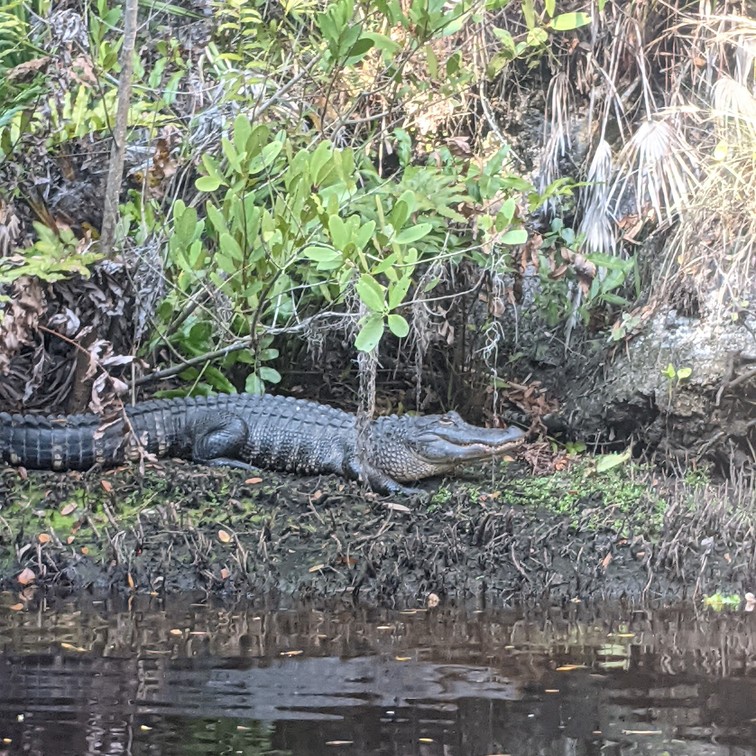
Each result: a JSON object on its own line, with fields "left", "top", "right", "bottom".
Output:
{"left": 372, "top": 411, "right": 525, "bottom": 483}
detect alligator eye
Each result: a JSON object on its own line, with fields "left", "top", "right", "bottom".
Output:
{"left": 439, "top": 415, "right": 454, "bottom": 425}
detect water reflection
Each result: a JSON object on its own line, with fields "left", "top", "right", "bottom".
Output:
{"left": 0, "top": 597, "right": 753, "bottom": 755}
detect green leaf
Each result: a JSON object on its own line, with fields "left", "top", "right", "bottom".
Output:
{"left": 204, "top": 367, "right": 236, "bottom": 393}
{"left": 550, "top": 12, "right": 592, "bottom": 31}
{"left": 175, "top": 205, "right": 198, "bottom": 245}
{"left": 355, "top": 313, "right": 385, "bottom": 352}
{"left": 595, "top": 449, "right": 631, "bottom": 473}
{"left": 390, "top": 190, "right": 415, "bottom": 229}
{"left": 356, "top": 274, "right": 386, "bottom": 312}
{"left": 526, "top": 27, "right": 549, "bottom": 46}
{"left": 196, "top": 175, "right": 222, "bottom": 192}
{"left": 249, "top": 140, "right": 284, "bottom": 174}
{"left": 676, "top": 367, "right": 692, "bottom": 380}
{"left": 344, "top": 36, "right": 374, "bottom": 64}
{"left": 585, "top": 253, "right": 632, "bottom": 271}
{"left": 258, "top": 366, "right": 282, "bottom": 384}
{"left": 303, "top": 245, "right": 341, "bottom": 263}
{"left": 355, "top": 220, "right": 376, "bottom": 250}
{"left": 600, "top": 293, "right": 630, "bottom": 306}
{"left": 387, "top": 276, "right": 412, "bottom": 309}
{"left": 310, "top": 141, "right": 333, "bottom": 186}
{"left": 245, "top": 373, "right": 265, "bottom": 395}
{"left": 388, "top": 313, "right": 409, "bottom": 338}
{"left": 220, "top": 233, "right": 244, "bottom": 262}
{"left": 233, "top": 114, "right": 252, "bottom": 155}
{"left": 446, "top": 52, "right": 461, "bottom": 76}
{"left": 545, "top": 0, "right": 555, "bottom": 17}
{"left": 662, "top": 363, "right": 677, "bottom": 379}
{"left": 329, "top": 215, "right": 349, "bottom": 250}
{"left": 205, "top": 201, "right": 228, "bottom": 235}
{"left": 222, "top": 136, "right": 242, "bottom": 173}
{"left": 394, "top": 223, "right": 432, "bottom": 244}
{"left": 500, "top": 228, "right": 528, "bottom": 245}
{"left": 362, "top": 31, "right": 401, "bottom": 55}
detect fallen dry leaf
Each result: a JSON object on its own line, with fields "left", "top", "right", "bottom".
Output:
{"left": 9, "top": 603, "right": 24, "bottom": 612}
{"left": 17, "top": 567, "right": 35, "bottom": 586}
{"left": 60, "top": 502, "right": 77, "bottom": 516}
{"left": 218, "top": 529, "right": 232, "bottom": 543}
{"left": 245, "top": 477, "right": 263, "bottom": 485}
{"left": 556, "top": 664, "right": 587, "bottom": 671}
{"left": 60, "top": 642, "right": 87, "bottom": 653}
{"left": 100, "top": 480, "right": 113, "bottom": 493}
{"left": 37, "top": 533, "right": 52, "bottom": 544}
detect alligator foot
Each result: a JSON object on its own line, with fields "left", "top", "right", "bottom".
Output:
{"left": 199, "top": 457, "right": 260, "bottom": 472}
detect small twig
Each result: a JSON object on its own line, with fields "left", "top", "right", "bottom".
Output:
{"left": 509, "top": 542, "right": 530, "bottom": 582}
{"left": 100, "top": 0, "right": 139, "bottom": 254}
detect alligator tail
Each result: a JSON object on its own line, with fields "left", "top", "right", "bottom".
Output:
{"left": 0, "top": 412, "right": 126, "bottom": 470}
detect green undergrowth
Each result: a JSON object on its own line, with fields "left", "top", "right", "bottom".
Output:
{"left": 501, "top": 460, "right": 670, "bottom": 538}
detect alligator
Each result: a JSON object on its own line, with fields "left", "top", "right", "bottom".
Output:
{"left": 0, "top": 394, "right": 525, "bottom": 495}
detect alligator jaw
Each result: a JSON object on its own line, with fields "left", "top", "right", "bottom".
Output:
{"left": 415, "top": 424, "right": 525, "bottom": 465}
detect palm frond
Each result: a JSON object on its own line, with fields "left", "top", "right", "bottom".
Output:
{"left": 610, "top": 118, "right": 699, "bottom": 227}
{"left": 579, "top": 139, "right": 615, "bottom": 254}
{"left": 539, "top": 71, "right": 573, "bottom": 214}
{"left": 712, "top": 76, "right": 756, "bottom": 143}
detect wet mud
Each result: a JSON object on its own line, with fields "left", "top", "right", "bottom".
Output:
{"left": 0, "top": 459, "right": 753, "bottom": 605}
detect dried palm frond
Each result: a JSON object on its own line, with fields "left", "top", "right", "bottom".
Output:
{"left": 711, "top": 76, "right": 756, "bottom": 142}
{"left": 539, "top": 71, "right": 573, "bottom": 214}
{"left": 578, "top": 139, "right": 615, "bottom": 255}
{"left": 610, "top": 118, "right": 699, "bottom": 227}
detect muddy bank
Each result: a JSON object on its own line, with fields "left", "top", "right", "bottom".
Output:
{"left": 0, "top": 459, "right": 753, "bottom": 605}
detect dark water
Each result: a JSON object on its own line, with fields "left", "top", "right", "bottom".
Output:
{"left": 0, "top": 597, "right": 753, "bottom": 755}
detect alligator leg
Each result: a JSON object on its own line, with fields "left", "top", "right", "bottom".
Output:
{"left": 191, "top": 415, "right": 251, "bottom": 468}
{"left": 355, "top": 459, "right": 428, "bottom": 498}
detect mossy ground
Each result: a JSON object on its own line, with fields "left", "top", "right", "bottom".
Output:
{"left": 0, "top": 457, "right": 752, "bottom": 605}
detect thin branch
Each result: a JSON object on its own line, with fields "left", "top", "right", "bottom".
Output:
{"left": 100, "top": 0, "right": 139, "bottom": 255}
